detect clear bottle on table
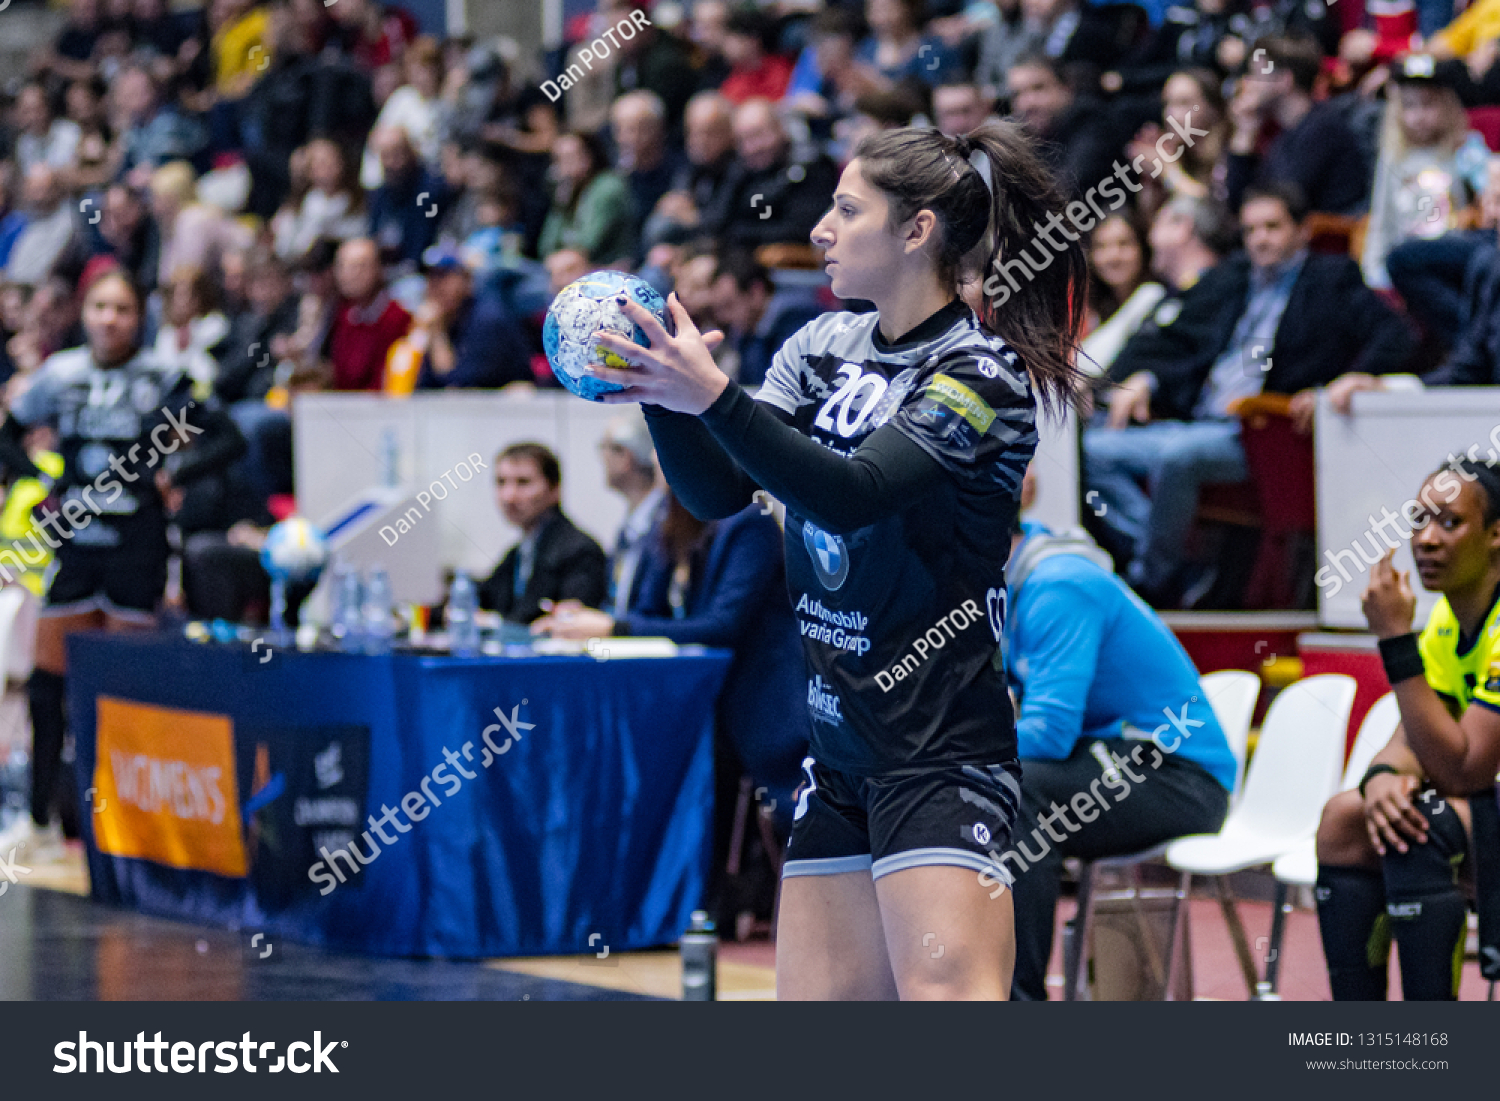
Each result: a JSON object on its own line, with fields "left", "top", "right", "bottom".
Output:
{"left": 331, "top": 563, "right": 363, "bottom": 651}
{"left": 448, "top": 569, "right": 480, "bottom": 657}
{"left": 362, "top": 567, "right": 394, "bottom": 654}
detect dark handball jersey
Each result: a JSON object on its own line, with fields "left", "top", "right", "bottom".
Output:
{"left": 9, "top": 347, "right": 200, "bottom": 547}
{"left": 755, "top": 300, "right": 1036, "bottom": 776}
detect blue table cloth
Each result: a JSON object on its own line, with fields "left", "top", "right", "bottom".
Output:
{"left": 68, "top": 633, "right": 731, "bottom": 959}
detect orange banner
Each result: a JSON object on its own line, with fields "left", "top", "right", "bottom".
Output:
{"left": 92, "top": 697, "right": 247, "bottom": 878}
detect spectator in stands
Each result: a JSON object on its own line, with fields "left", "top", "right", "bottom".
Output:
{"left": 329, "top": 0, "right": 417, "bottom": 72}
{"left": 720, "top": 9, "right": 794, "bottom": 104}
{"left": 15, "top": 84, "right": 82, "bottom": 178}
{"left": 1226, "top": 35, "right": 1371, "bottom": 214}
{"left": 610, "top": 91, "right": 685, "bottom": 250}
{"left": 532, "top": 489, "right": 810, "bottom": 880}
{"left": 973, "top": 0, "right": 1039, "bottom": 96}
{"left": 1387, "top": 152, "right": 1500, "bottom": 356}
{"left": 153, "top": 264, "right": 227, "bottom": 387}
{"left": 217, "top": 249, "right": 298, "bottom": 497}
{"left": 711, "top": 251, "right": 824, "bottom": 386}
{"left": 1148, "top": 193, "right": 1235, "bottom": 292}
{"left": 1080, "top": 210, "right": 1165, "bottom": 378}
{"left": 359, "top": 35, "right": 444, "bottom": 189}
{"left": 149, "top": 159, "right": 253, "bottom": 289}
{"left": 784, "top": 7, "right": 874, "bottom": 134}
{"left": 63, "top": 76, "right": 114, "bottom": 193}
{"left": 700, "top": 98, "right": 840, "bottom": 251}
{"left": 540, "top": 130, "right": 635, "bottom": 266}
{"left": 1006, "top": 52, "right": 1121, "bottom": 195}
{"left": 643, "top": 91, "right": 737, "bottom": 249}
{"left": 6, "top": 277, "right": 81, "bottom": 382}
{"left": 834, "top": 88, "right": 924, "bottom": 161}
{"left": 31, "top": 0, "right": 108, "bottom": 85}
{"left": 112, "top": 63, "right": 208, "bottom": 185}
{"left": 79, "top": 183, "right": 160, "bottom": 294}
{"left": 689, "top": 0, "right": 732, "bottom": 92}
{"left": 544, "top": 246, "right": 592, "bottom": 297}
{"left": 366, "top": 125, "right": 446, "bottom": 266}
{"left": 240, "top": 2, "right": 376, "bottom": 216}
{"left": 932, "top": 82, "right": 995, "bottom": 137}
{"left": 1004, "top": 491, "right": 1235, "bottom": 1001}
{"left": 6, "top": 166, "right": 78, "bottom": 288}
{"left": 605, "top": 0, "right": 698, "bottom": 128}
{"left": 480, "top": 441, "right": 607, "bottom": 624}
{"left": 272, "top": 137, "right": 368, "bottom": 261}
{"left": 1362, "top": 56, "right": 1489, "bottom": 290}
{"left": 1103, "top": 1, "right": 1246, "bottom": 98}
{"left": 1086, "top": 183, "right": 1417, "bottom": 606}
{"left": 858, "top": 0, "right": 960, "bottom": 87}
{"left": 1125, "top": 69, "right": 1230, "bottom": 218}
{"left": 402, "top": 243, "right": 533, "bottom": 391}
{"left": 596, "top": 411, "right": 667, "bottom": 619}
{"left": 326, "top": 236, "right": 410, "bottom": 390}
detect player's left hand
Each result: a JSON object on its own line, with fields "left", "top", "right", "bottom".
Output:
{"left": 1361, "top": 548, "right": 1416, "bottom": 639}
{"left": 590, "top": 293, "right": 730, "bottom": 415}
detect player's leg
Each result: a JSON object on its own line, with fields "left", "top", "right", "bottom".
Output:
{"left": 775, "top": 871, "right": 899, "bottom": 1000}
{"left": 775, "top": 757, "right": 899, "bottom": 1000}
{"left": 866, "top": 761, "right": 1022, "bottom": 1000}
{"left": 875, "top": 864, "right": 1014, "bottom": 1000}
{"left": 1382, "top": 792, "right": 1470, "bottom": 1001}
{"left": 28, "top": 603, "right": 104, "bottom": 834}
{"left": 1315, "top": 790, "right": 1391, "bottom": 1000}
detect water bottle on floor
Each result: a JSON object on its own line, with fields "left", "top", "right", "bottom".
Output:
{"left": 448, "top": 570, "right": 480, "bottom": 657}
{"left": 362, "top": 567, "right": 394, "bottom": 654}
{"left": 0, "top": 749, "right": 28, "bottom": 831}
{"left": 681, "top": 910, "right": 717, "bottom": 1001}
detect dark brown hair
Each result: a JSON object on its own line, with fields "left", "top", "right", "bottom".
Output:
{"left": 496, "top": 442, "right": 561, "bottom": 488}
{"left": 852, "top": 121, "right": 1088, "bottom": 415}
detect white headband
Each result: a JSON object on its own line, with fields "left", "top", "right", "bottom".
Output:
{"left": 968, "top": 147, "right": 994, "bottom": 196}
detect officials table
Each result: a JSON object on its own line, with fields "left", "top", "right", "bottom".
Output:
{"left": 68, "top": 633, "right": 731, "bottom": 959}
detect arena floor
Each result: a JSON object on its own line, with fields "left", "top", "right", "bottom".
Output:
{"left": 3, "top": 850, "right": 1494, "bottom": 1001}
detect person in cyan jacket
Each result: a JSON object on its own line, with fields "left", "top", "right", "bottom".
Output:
{"left": 1003, "top": 514, "right": 1235, "bottom": 1000}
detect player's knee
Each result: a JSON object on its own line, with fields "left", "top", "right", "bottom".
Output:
{"left": 1382, "top": 811, "right": 1466, "bottom": 900}
{"left": 1316, "top": 790, "right": 1371, "bottom": 866}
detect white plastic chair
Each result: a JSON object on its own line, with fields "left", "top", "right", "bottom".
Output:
{"left": 1061, "top": 671, "right": 1262, "bottom": 1000}
{"left": 1201, "top": 670, "right": 1261, "bottom": 799}
{"left": 1272, "top": 693, "right": 1400, "bottom": 889}
{"left": 1161, "top": 673, "right": 1357, "bottom": 1000}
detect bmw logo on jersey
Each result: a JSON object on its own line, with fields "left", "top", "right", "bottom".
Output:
{"left": 801, "top": 520, "right": 850, "bottom": 591}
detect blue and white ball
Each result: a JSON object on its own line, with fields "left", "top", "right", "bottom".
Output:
{"left": 543, "top": 271, "right": 670, "bottom": 401}
{"left": 260, "top": 518, "right": 329, "bottom": 584}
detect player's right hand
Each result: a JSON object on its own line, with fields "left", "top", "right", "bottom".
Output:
{"left": 1363, "top": 771, "right": 1429, "bottom": 855}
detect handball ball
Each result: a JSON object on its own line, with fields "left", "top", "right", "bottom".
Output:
{"left": 543, "top": 271, "right": 670, "bottom": 402}
{"left": 260, "top": 518, "right": 329, "bottom": 585}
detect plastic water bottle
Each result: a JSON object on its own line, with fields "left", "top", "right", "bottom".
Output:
{"left": 448, "top": 570, "right": 480, "bottom": 657}
{"left": 680, "top": 910, "right": 717, "bottom": 1001}
{"left": 362, "top": 567, "right": 394, "bottom": 653}
{"left": 331, "top": 564, "right": 362, "bottom": 650}
{"left": 379, "top": 427, "right": 400, "bottom": 488}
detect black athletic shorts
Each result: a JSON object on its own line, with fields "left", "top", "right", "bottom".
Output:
{"left": 783, "top": 756, "right": 1023, "bottom": 882}
{"left": 44, "top": 529, "right": 168, "bottom": 620}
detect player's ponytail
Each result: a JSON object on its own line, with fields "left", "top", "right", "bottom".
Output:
{"left": 853, "top": 122, "right": 1088, "bottom": 416}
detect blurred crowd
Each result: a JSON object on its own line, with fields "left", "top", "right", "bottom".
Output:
{"left": 6, "top": 0, "right": 1500, "bottom": 617}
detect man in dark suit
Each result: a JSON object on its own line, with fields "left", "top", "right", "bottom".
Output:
{"left": 1006, "top": 52, "right": 1123, "bottom": 198}
{"left": 480, "top": 442, "right": 607, "bottom": 623}
{"left": 1085, "top": 183, "right": 1417, "bottom": 605}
